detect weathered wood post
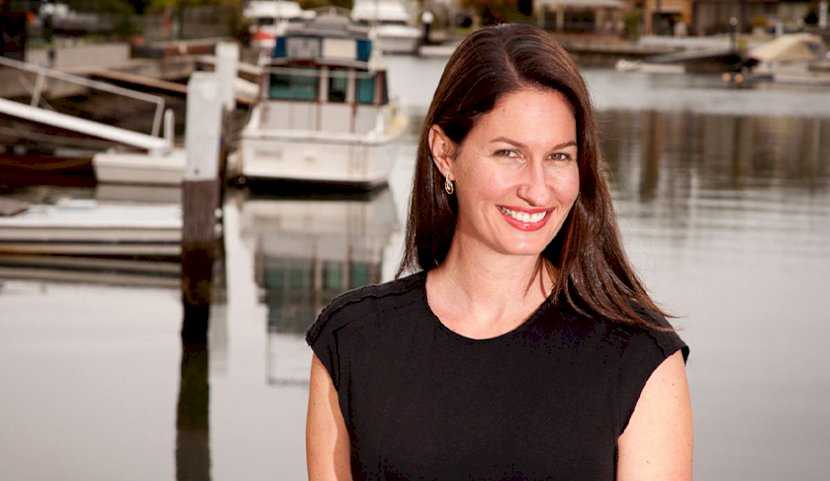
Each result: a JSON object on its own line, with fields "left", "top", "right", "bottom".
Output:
{"left": 181, "top": 72, "right": 223, "bottom": 342}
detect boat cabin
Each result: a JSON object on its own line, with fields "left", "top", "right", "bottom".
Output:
{"left": 257, "top": 13, "right": 391, "bottom": 136}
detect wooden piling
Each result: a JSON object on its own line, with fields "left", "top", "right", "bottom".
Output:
{"left": 181, "top": 72, "right": 223, "bottom": 342}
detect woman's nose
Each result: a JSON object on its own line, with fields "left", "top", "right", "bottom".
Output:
{"left": 516, "top": 160, "right": 552, "bottom": 207}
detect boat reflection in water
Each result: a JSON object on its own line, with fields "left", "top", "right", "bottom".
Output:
{"left": 235, "top": 187, "right": 399, "bottom": 386}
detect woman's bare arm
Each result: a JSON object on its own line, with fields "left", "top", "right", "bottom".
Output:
{"left": 617, "top": 350, "right": 693, "bottom": 481}
{"left": 307, "top": 353, "right": 352, "bottom": 481}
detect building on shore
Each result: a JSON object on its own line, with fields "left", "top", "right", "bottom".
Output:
{"left": 530, "top": 0, "right": 822, "bottom": 37}
{"left": 637, "top": 0, "right": 693, "bottom": 35}
{"left": 691, "top": 0, "right": 778, "bottom": 35}
{"left": 637, "top": 0, "right": 820, "bottom": 36}
{"left": 535, "top": 0, "right": 626, "bottom": 35}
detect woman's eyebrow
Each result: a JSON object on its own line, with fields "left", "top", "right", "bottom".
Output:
{"left": 490, "top": 137, "right": 577, "bottom": 151}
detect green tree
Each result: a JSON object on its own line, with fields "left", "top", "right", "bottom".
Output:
{"left": 148, "top": 0, "right": 242, "bottom": 39}
{"left": 297, "top": 0, "right": 353, "bottom": 10}
{"left": 64, "top": 0, "right": 140, "bottom": 38}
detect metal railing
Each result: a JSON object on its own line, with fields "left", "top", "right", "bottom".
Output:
{"left": 0, "top": 55, "right": 167, "bottom": 139}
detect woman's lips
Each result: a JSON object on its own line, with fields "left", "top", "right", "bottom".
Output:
{"left": 497, "top": 205, "right": 552, "bottom": 232}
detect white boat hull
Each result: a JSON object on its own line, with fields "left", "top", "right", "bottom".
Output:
{"left": 376, "top": 33, "right": 420, "bottom": 54}
{"left": 238, "top": 135, "right": 398, "bottom": 188}
{"left": 93, "top": 149, "right": 185, "bottom": 185}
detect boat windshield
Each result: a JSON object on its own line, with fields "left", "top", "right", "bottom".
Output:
{"left": 356, "top": 75, "right": 374, "bottom": 104}
{"left": 269, "top": 68, "right": 319, "bottom": 101}
{"left": 266, "top": 67, "right": 385, "bottom": 105}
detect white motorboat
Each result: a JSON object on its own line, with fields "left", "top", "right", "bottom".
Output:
{"left": 351, "top": 0, "right": 421, "bottom": 54}
{"left": 244, "top": 0, "right": 315, "bottom": 52}
{"left": 721, "top": 34, "right": 830, "bottom": 86}
{"left": 234, "top": 9, "right": 408, "bottom": 189}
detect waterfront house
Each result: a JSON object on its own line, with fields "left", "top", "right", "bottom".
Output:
{"left": 536, "top": 0, "right": 626, "bottom": 34}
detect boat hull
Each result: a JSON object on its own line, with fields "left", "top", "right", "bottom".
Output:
{"left": 237, "top": 134, "right": 398, "bottom": 189}
{"left": 93, "top": 149, "right": 185, "bottom": 186}
{"left": 376, "top": 34, "right": 420, "bottom": 54}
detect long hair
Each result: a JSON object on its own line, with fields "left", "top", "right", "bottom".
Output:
{"left": 397, "top": 24, "right": 670, "bottom": 328}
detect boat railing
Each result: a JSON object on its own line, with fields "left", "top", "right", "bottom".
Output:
{"left": 0, "top": 56, "right": 168, "bottom": 141}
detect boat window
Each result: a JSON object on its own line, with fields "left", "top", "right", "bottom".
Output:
{"left": 328, "top": 70, "right": 348, "bottom": 103}
{"left": 255, "top": 18, "right": 276, "bottom": 26}
{"left": 356, "top": 75, "right": 375, "bottom": 105}
{"left": 268, "top": 69, "right": 319, "bottom": 101}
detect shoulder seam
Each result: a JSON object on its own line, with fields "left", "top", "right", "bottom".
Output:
{"left": 306, "top": 273, "right": 424, "bottom": 344}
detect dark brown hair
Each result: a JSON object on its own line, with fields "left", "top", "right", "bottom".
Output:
{"left": 397, "top": 23, "right": 671, "bottom": 329}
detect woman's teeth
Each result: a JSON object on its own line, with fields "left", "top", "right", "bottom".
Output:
{"left": 498, "top": 206, "right": 547, "bottom": 223}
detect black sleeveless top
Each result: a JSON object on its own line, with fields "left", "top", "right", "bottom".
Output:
{"left": 306, "top": 271, "right": 690, "bottom": 481}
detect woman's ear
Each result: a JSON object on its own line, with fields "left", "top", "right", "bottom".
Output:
{"left": 428, "top": 125, "right": 456, "bottom": 180}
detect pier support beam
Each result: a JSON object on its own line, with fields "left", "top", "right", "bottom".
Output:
{"left": 216, "top": 42, "right": 239, "bottom": 112}
{"left": 181, "top": 73, "right": 223, "bottom": 342}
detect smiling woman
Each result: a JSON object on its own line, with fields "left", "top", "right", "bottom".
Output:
{"left": 306, "top": 24, "right": 692, "bottom": 481}
{"left": 427, "top": 88, "right": 580, "bottom": 260}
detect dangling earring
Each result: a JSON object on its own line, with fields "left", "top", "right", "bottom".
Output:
{"left": 444, "top": 176, "right": 455, "bottom": 195}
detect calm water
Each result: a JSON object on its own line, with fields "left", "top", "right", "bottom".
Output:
{"left": 1, "top": 60, "right": 830, "bottom": 480}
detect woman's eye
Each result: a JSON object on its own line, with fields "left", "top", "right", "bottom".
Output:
{"left": 495, "top": 149, "right": 520, "bottom": 158}
{"left": 550, "top": 152, "right": 573, "bottom": 161}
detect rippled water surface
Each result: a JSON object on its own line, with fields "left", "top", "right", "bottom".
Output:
{"left": 1, "top": 60, "right": 829, "bottom": 480}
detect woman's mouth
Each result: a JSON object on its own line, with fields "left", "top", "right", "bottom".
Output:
{"left": 497, "top": 206, "right": 551, "bottom": 231}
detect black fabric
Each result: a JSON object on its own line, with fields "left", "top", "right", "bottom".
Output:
{"left": 306, "top": 271, "right": 690, "bottom": 481}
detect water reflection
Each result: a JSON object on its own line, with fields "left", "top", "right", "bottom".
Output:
{"left": 235, "top": 188, "right": 399, "bottom": 385}
{"left": 600, "top": 110, "right": 830, "bottom": 261}
{"left": 601, "top": 110, "right": 830, "bottom": 194}
{"left": 176, "top": 341, "right": 211, "bottom": 481}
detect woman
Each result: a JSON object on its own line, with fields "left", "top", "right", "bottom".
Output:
{"left": 306, "top": 24, "right": 692, "bottom": 481}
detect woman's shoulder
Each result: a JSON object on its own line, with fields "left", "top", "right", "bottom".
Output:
{"left": 305, "top": 271, "right": 426, "bottom": 345}
{"left": 596, "top": 306, "right": 690, "bottom": 364}
{"left": 560, "top": 302, "right": 689, "bottom": 363}
{"left": 588, "top": 305, "right": 690, "bottom": 436}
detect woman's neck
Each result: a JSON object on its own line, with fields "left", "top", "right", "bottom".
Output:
{"left": 426, "top": 231, "right": 555, "bottom": 338}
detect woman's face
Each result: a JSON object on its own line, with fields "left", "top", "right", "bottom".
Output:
{"left": 432, "top": 88, "right": 580, "bottom": 257}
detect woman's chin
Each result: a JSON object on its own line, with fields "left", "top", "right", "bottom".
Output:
{"left": 494, "top": 238, "right": 551, "bottom": 257}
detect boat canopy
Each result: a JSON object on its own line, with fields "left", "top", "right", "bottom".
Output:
{"left": 244, "top": 1, "right": 310, "bottom": 22}
{"left": 270, "top": 9, "right": 374, "bottom": 65}
{"left": 750, "top": 34, "right": 826, "bottom": 64}
{"left": 273, "top": 35, "right": 373, "bottom": 64}
{"left": 351, "top": 0, "right": 411, "bottom": 23}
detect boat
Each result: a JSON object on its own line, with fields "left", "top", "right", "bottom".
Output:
{"left": 723, "top": 33, "right": 830, "bottom": 86}
{"left": 244, "top": 0, "right": 315, "bottom": 52}
{"left": 351, "top": 0, "right": 421, "bottom": 54}
{"left": 233, "top": 9, "right": 408, "bottom": 189}
{"left": 0, "top": 185, "right": 181, "bottom": 261}
{"left": 615, "top": 48, "right": 743, "bottom": 74}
